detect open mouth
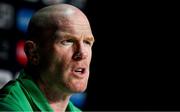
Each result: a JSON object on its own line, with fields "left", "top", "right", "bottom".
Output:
{"left": 74, "top": 68, "right": 85, "bottom": 74}
{"left": 71, "top": 67, "right": 87, "bottom": 78}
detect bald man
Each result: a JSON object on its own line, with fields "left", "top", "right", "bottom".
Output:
{"left": 0, "top": 4, "right": 94, "bottom": 111}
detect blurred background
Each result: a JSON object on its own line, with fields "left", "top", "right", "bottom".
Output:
{"left": 0, "top": 0, "right": 179, "bottom": 111}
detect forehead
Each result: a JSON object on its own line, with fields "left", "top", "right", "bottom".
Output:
{"left": 49, "top": 9, "right": 94, "bottom": 40}
{"left": 51, "top": 9, "right": 90, "bottom": 29}
{"left": 55, "top": 30, "right": 94, "bottom": 42}
{"left": 55, "top": 18, "right": 93, "bottom": 39}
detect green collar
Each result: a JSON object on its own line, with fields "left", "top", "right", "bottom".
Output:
{"left": 17, "top": 70, "right": 81, "bottom": 111}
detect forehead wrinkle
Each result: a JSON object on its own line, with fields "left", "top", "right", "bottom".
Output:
{"left": 52, "top": 13, "right": 91, "bottom": 29}
{"left": 54, "top": 20, "right": 92, "bottom": 36}
{"left": 56, "top": 32, "right": 94, "bottom": 41}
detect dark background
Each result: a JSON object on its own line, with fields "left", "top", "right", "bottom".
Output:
{"left": 85, "top": 0, "right": 179, "bottom": 111}
{"left": 0, "top": 0, "right": 179, "bottom": 111}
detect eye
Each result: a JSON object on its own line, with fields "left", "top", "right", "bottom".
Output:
{"left": 61, "top": 39, "right": 74, "bottom": 46}
{"left": 84, "top": 40, "right": 92, "bottom": 46}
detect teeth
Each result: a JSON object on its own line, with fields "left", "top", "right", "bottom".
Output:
{"left": 75, "top": 68, "right": 83, "bottom": 72}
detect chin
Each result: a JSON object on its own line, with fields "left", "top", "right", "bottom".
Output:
{"left": 63, "top": 76, "right": 89, "bottom": 94}
{"left": 68, "top": 82, "right": 88, "bottom": 93}
{"left": 75, "top": 87, "right": 87, "bottom": 93}
{"left": 72, "top": 85, "right": 87, "bottom": 93}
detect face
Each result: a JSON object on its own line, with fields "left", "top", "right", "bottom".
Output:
{"left": 41, "top": 14, "right": 94, "bottom": 94}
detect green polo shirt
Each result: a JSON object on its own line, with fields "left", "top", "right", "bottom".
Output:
{"left": 0, "top": 70, "right": 81, "bottom": 111}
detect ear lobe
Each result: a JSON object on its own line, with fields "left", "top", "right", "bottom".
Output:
{"left": 24, "top": 40, "right": 39, "bottom": 65}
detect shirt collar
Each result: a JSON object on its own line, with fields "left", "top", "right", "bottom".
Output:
{"left": 17, "top": 70, "right": 80, "bottom": 111}
{"left": 18, "top": 70, "right": 53, "bottom": 111}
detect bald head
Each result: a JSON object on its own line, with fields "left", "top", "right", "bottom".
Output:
{"left": 36, "top": 4, "right": 86, "bottom": 17}
{"left": 25, "top": 3, "right": 93, "bottom": 75}
{"left": 27, "top": 4, "right": 91, "bottom": 44}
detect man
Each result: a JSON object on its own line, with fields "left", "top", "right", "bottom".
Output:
{"left": 0, "top": 3, "right": 94, "bottom": 111}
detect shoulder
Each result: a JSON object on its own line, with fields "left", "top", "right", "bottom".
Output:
{"left": 0, "top": 80, "right": 22, "bottom": 111}
{"left": 0, "top": 80, "right": 20, "bottom": 98}
{"left": 0, "top": 101, "right": 21, "bottom": 111}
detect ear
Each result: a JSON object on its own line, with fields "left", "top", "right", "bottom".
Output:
{"left": 24, "top": 40, "right": 39, "bottom": 65}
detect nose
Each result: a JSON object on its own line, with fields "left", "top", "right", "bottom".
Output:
{"left": 72, "top": 42, "right": 88, "bottom": 61}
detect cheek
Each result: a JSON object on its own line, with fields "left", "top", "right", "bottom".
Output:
{"left": 53, "top": 46, "right": 72, "bottom": 62}
{"left": 53, "top": 55, "right": 70, "bottom": 72}
{"left": 54, "top": 46, "right": 73, "bottom": 62}
{"left": 87, "top": 49, "right": 92, "bottom": 62}
{"left": 53, "top": 52, "right": 75, "bottom": 78}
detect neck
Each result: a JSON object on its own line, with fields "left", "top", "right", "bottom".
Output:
{"left": 50, "top": 99, "right": 69, "bottom": 112}
{"left": 37, "top": 78, "right": 71, "bottom": 112}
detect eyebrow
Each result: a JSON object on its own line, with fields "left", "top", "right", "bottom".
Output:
{"left": 63, "top": 34, "right": 95, "bottom": 42}
{"left": 86, "top": 36, "right": 95, "bottom": 42}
